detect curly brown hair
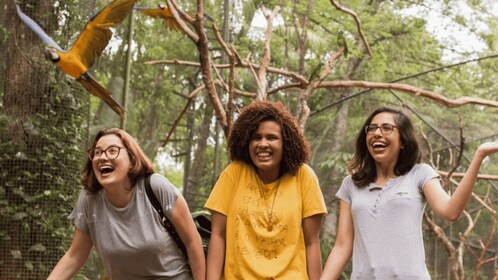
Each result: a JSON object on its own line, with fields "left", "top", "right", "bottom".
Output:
{"left": 81, "top": 128, "right": 155, "bottom": 193}
{"left": 228, "top": 100, "right": 310, "bottom": 175}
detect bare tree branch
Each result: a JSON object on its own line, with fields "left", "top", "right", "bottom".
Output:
{"left": 158, "top": 98, "right": 193, "bottom": 148}
{"left": 144, "top": 60, "right": 309, "bottom": 84}
{"left": 311, "top": 54, "right": 498, "bottom": 117}
{"left": 437, "top": 171, "right": 498, "bottom": 181}
{"left": 446, "top": 115, "right": 465, "bottom": 180}
{"left": 329, "top": 0, "right": 372, "bottom": 56}
{"left": 192, "top": 0, "right": 227, "bottom": 133}
{"left": 165, "top": 0, "right": 199, "bottom": 42}
{"left": 316, "top": 81, "right": 498, "bottom": 108}
{"left": 257, "top": 6, "right": 281, "bottom": 100}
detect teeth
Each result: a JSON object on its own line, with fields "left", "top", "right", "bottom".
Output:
{"left": 257, "top": 152, "right": 271, "bottom": 157}
{"left": 372, "top": 142, "right": 386, "bottom": 148}
{"left": 99, "top": 166, "right": 114, "bottom": 173}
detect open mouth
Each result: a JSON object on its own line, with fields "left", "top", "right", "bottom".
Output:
{"left": 256, "top": 151, "right": 272, "bottom": 158}
{"left": 99, "top": 165, "right": 114, "bottom": 174}
{"left": 372, "top": 141, "right": 387, "bottom": 149}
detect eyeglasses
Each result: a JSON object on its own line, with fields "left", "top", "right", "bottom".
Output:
{"left": 87, "top": 145, "right": 127, "bottom": 160}
{"left": 365, "top": 123, "right": 397, "bottom": 135}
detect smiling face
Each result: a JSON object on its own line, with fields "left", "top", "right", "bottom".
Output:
{"left": 366, "top": 112, "right": 403, "bottom": 168}
{"left": 249, "top": 120, "right": 283, "bottom": 183}
{"left": 91, "top": 134, "right": 132, "bottom": 189}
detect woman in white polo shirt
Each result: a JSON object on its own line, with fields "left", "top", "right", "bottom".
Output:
{"left": 321, "top": 107, "right": 498, "bottom": 279}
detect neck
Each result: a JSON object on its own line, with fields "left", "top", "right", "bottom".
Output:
{"left": 375, "top": 162, "right": 397, "bottom": 185}
{"left": 103, "top": 182, "right": 133, "bottom": 207}
{"left": 257, "top": 170, "right": 280, "bottom": 184}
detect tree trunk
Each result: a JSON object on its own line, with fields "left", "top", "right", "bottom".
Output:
{"left": 2, "top": 1, "right": 87, "bottom": 278}
{"left": 186, "top": 99, "right": 214, "bottom": 210}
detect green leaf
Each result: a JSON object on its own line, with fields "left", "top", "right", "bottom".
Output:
{"left": 29, "top": 243, "right": 46, "bottom": 252}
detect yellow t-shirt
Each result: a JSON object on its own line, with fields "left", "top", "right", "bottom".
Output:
{"left": 205, "top": 161, "right": 327, "bottom": 279}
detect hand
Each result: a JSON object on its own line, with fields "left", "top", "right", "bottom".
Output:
{"left": 476, "top": 140, "right": 498, "bottom": 159}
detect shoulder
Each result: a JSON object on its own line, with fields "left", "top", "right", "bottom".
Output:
{"left": 73, "top": 188, "right": 102, "bottom": 215}
{"left": 295, "top": 164, "right": 317, "bottom": 177}
{"left": 220, "top": 161, "right": 252, "bottom": 178}
{"left": 77, "top": 188, "right": 97, "bottom": 203}
{"left": 227, "top": 161, "right": 249, "bottom": 171}
{"left": 336, "top": 175, "right": 355, "bottom": 203}
{"left": 339, "top": 175, "right": 356, "bottom": 190}
{"left": 341, "top": 175, "right": 354, "bottom": 185}
{"left": 147, "top": 173, "right": 180, "bottom": 195}
{"left": 293, "top": 164, "right": 321, "bottom": 188}
{"left": 410, "top": 163, "right": 437, "bottom": 175}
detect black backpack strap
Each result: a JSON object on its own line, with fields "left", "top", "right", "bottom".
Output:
{"left": 144, "top": 174, "right": 188, "bottom": 257}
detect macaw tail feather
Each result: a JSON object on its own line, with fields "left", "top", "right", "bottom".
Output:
{"left": 78, "top": 74, "right": 125, "bottom": 119}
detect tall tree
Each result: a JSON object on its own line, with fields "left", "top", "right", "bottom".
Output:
{"left": 1, "top": 0, "right": 88, "bottom": 278}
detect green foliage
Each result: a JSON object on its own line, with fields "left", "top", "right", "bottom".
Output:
{"left": 318, "top": 151, "right": 353, "bottom": 175}
{"left": 0, "top": 83, "right": 87, "bottom": 278}
{"left": 4, "top": 0, "right": 498, "bottom": 277}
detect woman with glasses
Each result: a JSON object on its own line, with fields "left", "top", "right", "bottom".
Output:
{"left": 321, "top": 107, "right": 498, "bottom": 279}
{"left": 48, "top": 128, "right": 205, "bottom": 280}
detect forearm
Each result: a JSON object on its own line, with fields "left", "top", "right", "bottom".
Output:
{"left": 47, "top": 251, "right": 88, "bottom": 280}
{"left": 48, "top": 228, "right": 92, "bottom": 280}
{"left": 446, "top": 150, "right": 486, "bottom": 219}
{"left": 185, "top": 238, "right": 206, "bottom": 280}
{"left": 306, "top": 240, "right": 323, "bottom": 280}
{"left": 321, "top": 246, "right": 352, "bottom": 280}
{"left": 206, "top": 235, "right": 226, "bottom": 280}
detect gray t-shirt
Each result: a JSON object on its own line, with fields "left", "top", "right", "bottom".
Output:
{"left": 70, "top": 173, "right": 192, "bottom": 280}
{"left": 336, "top": 163, "right": 440, "bottom": 279}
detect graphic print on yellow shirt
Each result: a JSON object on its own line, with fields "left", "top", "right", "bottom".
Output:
{"left": 205, "top": 161, "right": 327, "bottom": 279}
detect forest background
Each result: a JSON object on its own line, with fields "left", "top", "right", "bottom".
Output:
{"left": 0, "top": 0, "right": 497, "bottom": 279}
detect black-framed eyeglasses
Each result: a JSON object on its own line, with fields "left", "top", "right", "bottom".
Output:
{"left": 87, "top": 145, "right": 127, "bottom": 160}
{"left": 365, "top": 123, "right": 397, "bottom": 135}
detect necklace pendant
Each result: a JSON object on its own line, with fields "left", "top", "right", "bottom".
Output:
{"left": 267, "top": 224, "right": 273, "bottom": 232}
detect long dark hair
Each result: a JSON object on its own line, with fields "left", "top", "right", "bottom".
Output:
{"left": 81, "top": 128, "right": 155, "bottom": 193}
{"left": 228, "top": 100, "right": 310, "bottom": 175}
{"left": 348, "top": 107, "right": 421, "bottom": 187}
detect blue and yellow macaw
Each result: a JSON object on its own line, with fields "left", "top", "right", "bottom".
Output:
{"left": 15, "top": 0, "right": 137, "bottom": 119}
{"left": 134, "top": 3, "right": 184, "bottom": 32}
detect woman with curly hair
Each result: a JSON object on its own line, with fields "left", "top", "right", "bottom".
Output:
{"left": 321, "top": 107, "right": 498, "bottom": 279}
{"left": 205, "top": 100, "right": 327, "bottom": 279}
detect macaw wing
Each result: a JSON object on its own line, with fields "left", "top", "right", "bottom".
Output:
{"left": 135, "top": 7, "right": 168, "bottom": 19}
{"left": 68, "top": 0, "right": 136, "bottom": 69}
{"left": 79, "top": 73, "right": 125, "bottom": 118}
{"left": 16, "top": 5, "right": 63, "bottom": 51}
{"left": 69, "top": 27, "right": 112, "bottom": 70}
{"left": 162, "top": 18, "right": 182, "bottom": 32}
{"left": 88, "top": 0, "right": 137, "bottom": 28}
{"left": 135, "top": 6, "right": 182, "bottom": 32}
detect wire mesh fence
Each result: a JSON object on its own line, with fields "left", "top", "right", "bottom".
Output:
{"left": 1, "top": 0, "right": 497, "bottom": 279}
{"left": 0, "top": 0, "right": 95, "bottom": 279}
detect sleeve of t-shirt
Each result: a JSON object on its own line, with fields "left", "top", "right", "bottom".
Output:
{"left": 149, "top": 173, "right": 181, "bottom": 218}
{"left": 336, "top": 176, "right": 353, "bottom": 205}
{"left": 300, "top": 164, "right": 327, "bottom": 218}
{"left": 204, "top": 163, "right": 237, "bottom": 216}
{"left": 415, "top": 163, "right": 441, "bottom": 192}
{"left": 69, "top": 189, "right": 91, "bottom": 234}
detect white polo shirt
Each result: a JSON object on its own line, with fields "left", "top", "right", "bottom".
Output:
{"left": 336, "top": 163, "right": 440, "bottom": 279}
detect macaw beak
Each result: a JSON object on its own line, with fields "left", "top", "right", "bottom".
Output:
{"left": 158, "top": 3, "right": 166, "bottom": 9}
{"left": 44, "top": 48, "right": 60, "bottom": 62}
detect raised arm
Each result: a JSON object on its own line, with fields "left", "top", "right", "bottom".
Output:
{"left": 47, "top": 227, "right": 93, "bottom": 280}
{"left": 170, "top": 196, "right": 206, "bottom": 280}
{"left": 321, "top": 200, "right": 354, "bottom": 280}
{"left": 424, "top": 140, "right": 498, "bottom": 221}
{"left": 206, "top": 210, "right": 227, "bottom": 280}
